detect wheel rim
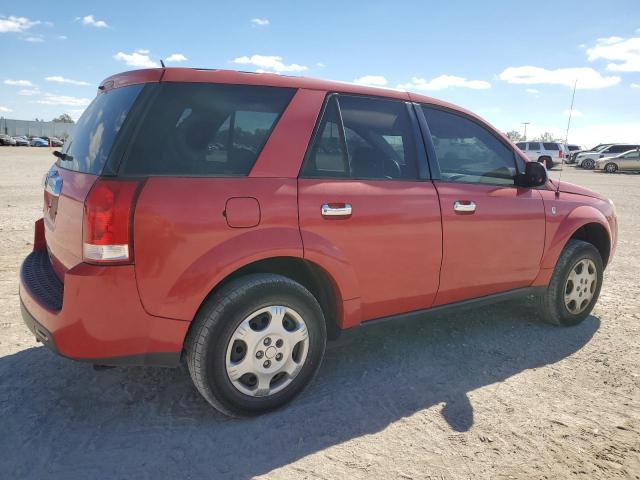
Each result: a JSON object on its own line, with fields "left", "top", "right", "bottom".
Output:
{"left": 564, "top": 258, "right": 597, "bottom": 315}
{"left": 585, "top": 159, "right": 594, "bottom": 168}
{"left": 605, "top": 163, "right": 616, "bottom": 173}
{"left": 225, "top": 305, "right": 309, "bottom": 397}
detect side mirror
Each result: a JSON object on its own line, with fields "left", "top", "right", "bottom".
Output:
{"left": 515, "top": 161, "right": 547, "bottom": 188}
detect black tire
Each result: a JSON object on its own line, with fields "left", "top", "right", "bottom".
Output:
{"left": 185, "top": 273, "right": 327, "bottom": 417}
{"left": 538, "top": 156, "right": 553, "bottom": 170}
{"left": 537, "top": 239, "right": 603, "bottom": 326}
{"left": 582, "top": 158, "right": 595, "bottom": 169}
{"left": 604, "top": 163, "right": 618, "bottom": 173}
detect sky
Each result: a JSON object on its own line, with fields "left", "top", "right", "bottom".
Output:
{"left": 1, "top": 0, "right": 639, "bottom": 146}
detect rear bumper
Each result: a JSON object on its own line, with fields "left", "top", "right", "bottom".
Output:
{"left": 19, "top": 249, "right": 189, "bottom": 367}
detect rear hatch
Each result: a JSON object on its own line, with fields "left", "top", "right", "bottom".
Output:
{"left": 43, "top": 83, "right": 145, "bottom": 279}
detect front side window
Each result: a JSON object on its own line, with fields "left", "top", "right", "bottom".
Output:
{"left": 422, "top": 106, "right": 517, "bottom": 185}
{"left": 121, "top": 83, "right": 295, "bottom": 176}
{"left": 302, "top": 95, "right": 419, "bottom": 180}
{"left": 623, "top": 151, "right": 640, "bottom": 159}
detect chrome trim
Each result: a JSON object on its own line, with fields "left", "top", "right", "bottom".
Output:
{"left": 321, "top": 203, "right": 352, "bottom": 217}
{"left": 453, "top": 201, "right": 476, "bottom": 213}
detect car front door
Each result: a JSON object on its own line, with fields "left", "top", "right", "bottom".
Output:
{"left": 298, "top": 95, "right": 442, "bottom": 324}
{"left": 619, "top": 150, "right": 640, "bottom": 170}
{"left": 419, "top": 106, "right": 546, "bottom": 306}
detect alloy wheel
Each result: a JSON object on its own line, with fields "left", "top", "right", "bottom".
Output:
{"left": 564, "top": 258, "right": 598, "bottom": 315}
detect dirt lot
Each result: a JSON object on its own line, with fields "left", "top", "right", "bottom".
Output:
{"left": 0, "top": 147, "right": 638, "bottom": 480}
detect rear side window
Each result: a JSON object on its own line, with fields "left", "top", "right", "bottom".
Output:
{"left": 58, "top": 84, "right": 144, "bottom": 174}
{"left": 302, "top": 95, "right": 419, "bottom": 180}
{"left": 122, "top": 83, "right": 295, "bottom": 176}
{"left": 543, "top": 143, "right": 559, "bottom": 150}
{"left": 422, "top": 106, "right": 517, "bottom": 185}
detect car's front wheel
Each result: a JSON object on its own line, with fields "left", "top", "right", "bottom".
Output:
{"left": 582, "top": 158, "right": 596, "bottom": 169}
{"left": 604, "top": 163, "right": 618, "bottom": 173}
{"left": 537, "top": 239, "right": 603, "bottom": 326}
{"left": 185, "top": 273, "right": 327, "bottom": 417}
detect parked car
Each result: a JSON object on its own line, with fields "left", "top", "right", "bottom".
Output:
{"left": 0, "top": 134, "right": 17, "bottom": 146}
{"left": 567, "top": 144, "right": 611, "bottom": 164}
{"left": 13, "top": 136, "right": 30, "bottom": 146}
{"left": 20, "top": 68, "right": 618, "bottom": 417}
{"left": 595, "top": 148, "right": 640, "bottom": 173}
{"left": 576, "top": 144, "right": 640, "bottom": 169}
{"left": 515, "top": 141, "right": 565, "bottom": 169}
{"left": 49, "top": 137, "right": 64, "bottom": 147}
{"left": 564, "top": 144, "right": 585, "bottom": 163}
{"left": 30, "top": 137, "right": 49, "bottom": 147}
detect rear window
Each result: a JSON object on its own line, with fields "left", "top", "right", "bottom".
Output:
{"left": 121, "top": 83, "right": 295, "bottom": 176}
{"left": 57, "top": 84, "right": 144, "bottom": 174}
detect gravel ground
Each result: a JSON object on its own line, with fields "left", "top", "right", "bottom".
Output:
{"left": 0, "top": 148, "right": 638, "bottom": 480}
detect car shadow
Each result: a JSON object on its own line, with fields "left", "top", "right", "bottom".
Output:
{"left": 0, "top": 300, "right": 599, "bottom": 479}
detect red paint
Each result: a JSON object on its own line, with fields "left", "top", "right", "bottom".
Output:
{"left": 19, "top": 68, "right": 618, "bottom": 364}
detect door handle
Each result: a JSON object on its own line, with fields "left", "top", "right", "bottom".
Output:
{"left": 453, "top": 201, "right": 476, "bottom": 213}
{"left": 321, "top": 203, "right": 352, "bottom": 218}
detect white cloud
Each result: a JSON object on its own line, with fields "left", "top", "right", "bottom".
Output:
{"left": 397, "top": 75, "right": 491, "bottom": 91}
{"left": 316, "top": 62, "right": 326, "bottom": 68}
{"left": 166, "top": 53, "right": 187, "bottom": 62}
{"left": 36, "top": 93, "right": 91, "bottom": 107}
{"left": 632, "top": 83, "right": 640, "bottom": 88}
{"left": 0, "top": 15, "right": 40, "bottom": 33}
{"left": 24, "top": 35, "right": 44, "bottom": 43}
{"left": 525, "top": 88, "right": 539, "bottom": 94}
{"left": 499, "top": 66, "right": 620, "bottom": 89}
{"left": 251, "top": 18, "right": 269, "bottom": 26}
{"left": 18, "top": 88, "right": 41, "bottom": 96}
{"left": 66, "top": 109, "right": 86, "bottom": 122}
{"left": 353, "top": 75, "right": 388, "bottom": 86}
{"left": 587, "top": 36, "right": 640, "bottom": 72}
{"left": 4, "top": 79, "right": 34, "bottom": 87}
{"left": 563, "top": 108, "right": 583, "bottom": 117}
{"left": 114, "top": 49, "right": 159, "bottom": 68}
{"left": 46, "top": 76, "right": 91, "bottom": 86}
{"left": 232, "top": 55, "right": 307, "bottom": 73}
{"left": 76, "top": 15, "right": 108, "bottom": 28}
{"left": 57, "top": 35, "right": 67, "bottom": 40}
{"left": 0, "top": 106, "right": 12, "bottom": 113}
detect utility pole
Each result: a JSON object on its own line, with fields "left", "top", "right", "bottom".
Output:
{"left": 521, "top": 122, "right": 530, "bottom": 141}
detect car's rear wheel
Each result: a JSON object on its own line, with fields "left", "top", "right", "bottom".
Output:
{"left": 582, "top": 158, "right": 596, "bottom": 169}
{"left": 185, "top": 273, "right": 327, "bottom": 417}
{"left": 537, "top": 239, "right": 603, "bottom": 326}
{"left": 604, "top": 163, "right": 618, "bottom": 173}
{"left": 538, "top": 156, "right": 553, "bottom": 170}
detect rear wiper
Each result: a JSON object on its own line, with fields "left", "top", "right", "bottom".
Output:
{"left": 53, "top": 150, "right": 73, "bottom": 161}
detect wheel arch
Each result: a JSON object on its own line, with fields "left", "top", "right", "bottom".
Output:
{"left": 192, "top": 256, "right": 346, "bottom": 341}
{"left": 542, "top": 206, "right": 612, "bottom": 271}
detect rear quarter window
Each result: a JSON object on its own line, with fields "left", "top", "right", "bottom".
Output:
{"left": 543, "top": 143, "right": 559, "bottom": 150}
{"left": 57, "top": 84, "right": 144, "bottom": 174}
{"left": 121, "top": 83, "right": 295, "bottom": 176}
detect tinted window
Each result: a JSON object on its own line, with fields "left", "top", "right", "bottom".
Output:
{"left": 303, "top": 95, "right": 419, "bottom": 180}
{"left": 516, "top": 142, "right": 526, "bottom": 149}
{"left": 58, "top": 84, "right": 143, "bottom": 174}
{"left": 623, "top": 151, "right": 640, "bottom": 158}
{"left": 568, "top": 145, "right": 580, "bottom": 151}
{"left": 543, "top": 143, "right": 559, "bottom": 150}
{"left": 122, "top": 83, "right": 294, "bottom": 176}
{"left": 527, "top": 142, "right": 541, "bottom": 150}
{"left": 422, "top": 106, "right": 517, "bottom": 185}
{"left": 609, "top": 145, "right": 635, "bottom": 154}
{"left": 302, "top": 97, "right": 348, "bottom": 177}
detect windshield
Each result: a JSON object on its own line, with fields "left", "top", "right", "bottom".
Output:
{"left": 592, "top": 144, "right": 610, "bottom": 152}
{"left": 57, "top": 84, "right": 144, "bottom": 174}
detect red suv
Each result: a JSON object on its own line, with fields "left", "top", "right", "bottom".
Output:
{"left": 20, "top": 68, "right": 617, "bottom": 416}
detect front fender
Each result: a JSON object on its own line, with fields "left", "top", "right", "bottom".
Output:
{"left": 541, "top": 204, "right": 611, "bottom": 271}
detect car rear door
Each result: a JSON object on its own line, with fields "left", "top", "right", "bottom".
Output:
{"left": 298, "top": 95, "right": 442, "bottom": 323}
{"left": 418, "top": 105, "right": 545, "bottom": 306}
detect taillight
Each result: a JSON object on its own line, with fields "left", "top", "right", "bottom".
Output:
{"left": 559, "top": 149, "right": 564, "bottom": 158}
{"left": 83, "top": 179, "right": 141, "bottom": 263}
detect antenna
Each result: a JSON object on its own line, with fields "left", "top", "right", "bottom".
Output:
{"left": 557, "top": 79, "right": 578, "bottom": 197}
{"left": 160, "top": 59, "right": 166, "bottom": 68}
